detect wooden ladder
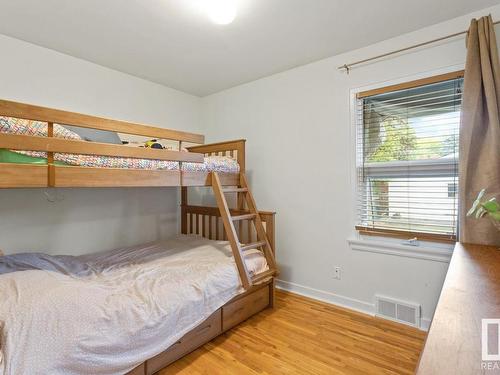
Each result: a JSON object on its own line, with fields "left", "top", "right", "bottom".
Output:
{"left": 212, "top": 172, "right": 278, "bottom": 289}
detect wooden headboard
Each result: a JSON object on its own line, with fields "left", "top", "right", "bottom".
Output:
{"left": 186, "top": 140, "right": 246, "bottom": 173}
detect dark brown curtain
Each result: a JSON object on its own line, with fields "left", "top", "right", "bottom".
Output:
{"left": 460, "top": 15, "right": 500, "bottom": 246}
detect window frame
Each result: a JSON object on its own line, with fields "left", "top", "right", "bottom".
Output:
{"left": 353, "top": 70, "right": 464, "bottom": 244}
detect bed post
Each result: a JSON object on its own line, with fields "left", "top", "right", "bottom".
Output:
{"left": 181, "top": 187, "right": 188, "bottom": 234}
{"left": 47, "top": 122, "right": 55, "bottom": 187}
{"left": 180, "top": 138, "right": 188, "bottom": 235}
{"left": 236, "top": 140, "right": 246, "bottom": 237}
{"left": 259, "top": 211, "right": 276, "bottom": 308}
{"left": 236, "top": 140, "right": 245, "bottom": 173}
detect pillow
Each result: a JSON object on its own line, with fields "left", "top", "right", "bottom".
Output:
{"left": 0, "top": 117, "right": 80, "bottom": 140}
{"left": 62, "top": 125, "right": 122, "bottom": 144}
{"left": 0, "top": 117, "right": 82, "bottom": 159}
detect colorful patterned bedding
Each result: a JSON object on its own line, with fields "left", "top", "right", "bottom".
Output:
{"left": 0, "top": 117, "right": 239, "bottom": 173}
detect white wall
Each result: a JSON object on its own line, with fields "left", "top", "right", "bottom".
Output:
{"left": 201, "top": 5, "right": 500, "bottom": 326}
{"left": 2, "top": 4, "right": 498, "bottom": 326}
{"left": 0, "top": 34, "right": 201, "bottom": 256}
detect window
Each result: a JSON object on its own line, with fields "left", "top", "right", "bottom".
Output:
{"left": 355, "top": 72, "right": 463, "bottom": 242}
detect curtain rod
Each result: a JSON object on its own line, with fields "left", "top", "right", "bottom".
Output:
{"left": 338, "top": 19, "right": 500, "bottom": 73}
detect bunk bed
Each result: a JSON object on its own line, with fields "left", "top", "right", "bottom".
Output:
{"left": 0, "top": 99, "right": 278, "bottom": 375}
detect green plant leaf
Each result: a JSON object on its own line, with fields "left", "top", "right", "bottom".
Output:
{"left": 482, "top": 199, "right": 499, "bottom": 213}
{"left": 478, "top": 189, "right": 486, "bottom": 200}
{"left": 467, "top": 189, "right": 487, "bottom": 216}
{"left": 490, "top": 211, "right": 500, "bottom": 221}
{"left": 476, "top": 206, "right": 487, "bottom": 219}
{"left": 467, "top": 201, "right": 479, "bottom": 216}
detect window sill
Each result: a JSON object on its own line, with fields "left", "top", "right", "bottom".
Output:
{"left": 355, "top": 226, "right": 456, "bottom": 244}
{"left": 348, "top": 236, "right": 454, "bottom": 263}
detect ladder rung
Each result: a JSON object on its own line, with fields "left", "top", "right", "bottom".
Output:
{"left": 240, "top": 241, "right": 266, "bottom": 251}
{"left": 232, "top": 213, "right": 256, "bottom": 221}
{"left": 223, "top": 187, "right": 248, "bottom": 193}
{"left": 252, "top": 269, "right": 275, "bottom": 284}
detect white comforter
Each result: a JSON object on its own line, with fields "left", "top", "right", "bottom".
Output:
{"left": 0, "top": 235, "right": 268, "bottom": 375}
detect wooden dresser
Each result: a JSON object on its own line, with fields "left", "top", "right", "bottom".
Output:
{"left": 416, "top": 242, "right": 500, "bottom": 375}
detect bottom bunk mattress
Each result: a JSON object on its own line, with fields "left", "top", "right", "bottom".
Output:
{"left": 0, "top": 235, "right": 268, "bottom": 375}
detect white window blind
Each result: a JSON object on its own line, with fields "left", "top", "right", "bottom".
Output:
{"left": 356, "top": 73, "right": 463, "bottom": 241}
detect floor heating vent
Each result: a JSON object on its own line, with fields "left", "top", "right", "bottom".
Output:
{"left": 375, "top": 296, "right": 421, "bottom": 328}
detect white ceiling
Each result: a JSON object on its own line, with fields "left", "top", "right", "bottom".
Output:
{"left": 0, "top": 0, "right": 498, "bottom": 96}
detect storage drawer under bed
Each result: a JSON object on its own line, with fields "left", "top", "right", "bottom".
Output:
{"left": 146, "top": 309, "right": 222, "bottom": 374}
{"left": 142, "top": 283, "right": 271, "bottom": 374}
{"left": 222, "top": 284, "right": 270, "bottom": 331}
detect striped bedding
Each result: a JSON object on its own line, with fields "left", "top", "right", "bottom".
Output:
{"left": 0, "top": 117, "right": 239, "bottom": 173}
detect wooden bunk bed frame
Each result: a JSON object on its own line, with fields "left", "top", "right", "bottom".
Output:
{"left": 0, "top": 99, "right": 278, "bottom": 374}
{"left": 0, "top": 99, "right": 244, "bottom": 188}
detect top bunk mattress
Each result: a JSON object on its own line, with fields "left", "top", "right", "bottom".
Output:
{"left": 0, "top": 117, "right": 239, "bottom": 173}
{"left": 0, "top": 235, "right": 268, "bottom": 375}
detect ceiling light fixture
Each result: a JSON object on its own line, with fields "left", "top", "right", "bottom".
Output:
{"left": 204, "top": 0, "right": 237, "bottom": 25}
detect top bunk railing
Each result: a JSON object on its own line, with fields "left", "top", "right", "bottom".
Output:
{"left": 0, "top": 99, "right": 204, "bottom": 143}
{"left": 0, "top": 99, "right": 205, "bottom": 163}
{"left": 0, "top": 100, "right": 246, "bottom": 188}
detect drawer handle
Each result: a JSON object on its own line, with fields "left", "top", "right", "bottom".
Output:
{"left": 232, "top": 296, "right": 266, "bottom": 315}
{"left": 194, "top": 325, "right": 212, "bottom": 335}
{"left": 248, "top": 297, "right": 264, "bottom": 305}
{"left": 233, "top": 307, "right": 245, "bottom": 314}
{"left": 173, "top": 324, "right": 212, "bottom": 346}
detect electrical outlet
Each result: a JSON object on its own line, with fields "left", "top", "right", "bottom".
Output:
{"left": 334, "top": 266, "right": 341, "bottom": 280}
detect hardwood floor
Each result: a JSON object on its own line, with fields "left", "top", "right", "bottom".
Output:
{"left": 158, "top": 290, "right": 426, "bottom": 375}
